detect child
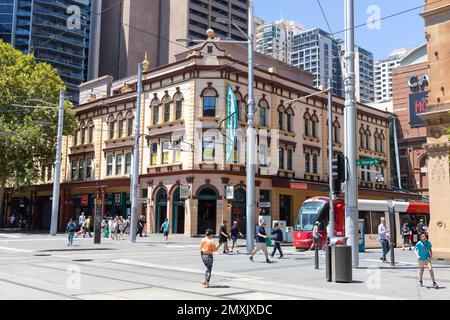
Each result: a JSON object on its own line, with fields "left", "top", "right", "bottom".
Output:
{"left": 401, "top": 222, "right": 412, "bottom": 250}
{"left": 414, "top": 232, "right": 439, "bottom": 288}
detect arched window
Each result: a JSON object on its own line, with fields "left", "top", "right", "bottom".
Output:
{"left": 115, "top": 154, "right": 122, "bottom": 175}
{"left": 259, "top": 99, "right": 269, "bottom": 127}
{"left": 173, "top": 92, "right": 184, "bottom": 121}
{"left": 125, "top": 112, "right": 134, "bottom": 136}
{"left": 125, "top": 153, "right": 132, "bottom": 175}
{"left": 151, "top": 98, "right": 160, "bottom": 125}
{"left": 162, "top": 95, "right": 171, "bottom": 123}
{"left": 374, "top": 131, "right": 380, "bottom": 152}
{"left": 277, "top": 105, "right": 285, "bottom": 131}
{"left": 87, "top": 120, "right": 94, "bottom": 143}
{"left": 286, "top": 107, "right": 294, "bottom": 132}
{"left": 311, "top": 114, "right": 319, "bottom": 138}
{"left": 380, "top": 131, "right": 385, "bottom": 153}
{"left": 333, "top": 119, "right": 340, "bottom": 143}
{"left": 304, "top": 112, "right": 311, "bottom": 136}
{"left": 365, "top": 127, "right": 371, "bottom": 150}
{"left": 116, "top": 113, "right": 124, "bottom": 138}
{"left": 107, "top": 115, "right": 115, "bottom": 140}
{"left": 359, "top": 126, "right": 366, "bottom": 149}
{"left": 80, "top": 121, "right": 86, "bottom": 145}
{"left": 201, "top": 87, "right": 218, "bottom": 117}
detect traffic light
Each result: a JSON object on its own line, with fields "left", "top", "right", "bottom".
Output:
{"left": 331, "top": 153, "right": 345, "bottom": 194}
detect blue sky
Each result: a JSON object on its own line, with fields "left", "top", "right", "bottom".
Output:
{"left": 255, "top": 0, "right": 426, "bottom": 60}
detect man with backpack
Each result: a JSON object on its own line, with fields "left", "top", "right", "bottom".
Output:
{"left": 66, "top": 218, "right": 77, "bottom": 246}
{"left": 270, "top": 222, "right": 284, "bottom": 259}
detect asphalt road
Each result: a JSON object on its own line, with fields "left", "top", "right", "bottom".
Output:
{"left": 0, "top": 232, "right": 448, "bottom": 300}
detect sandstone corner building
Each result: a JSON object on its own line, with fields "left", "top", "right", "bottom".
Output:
{"left": 2, "top": 42, "right": 422, "bottom": 235}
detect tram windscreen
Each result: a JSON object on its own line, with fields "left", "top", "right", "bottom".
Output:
{"left": 296, "top": 201, "right": 325, "bottom": 231}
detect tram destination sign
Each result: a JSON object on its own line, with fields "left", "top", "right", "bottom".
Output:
{"left": 357, "top": 158, "right": 380, "bottom": 166}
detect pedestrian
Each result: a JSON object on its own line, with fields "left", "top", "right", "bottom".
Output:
{"left": 415, "top": 232, "right": 439, "bottom": 288}
{"left": 416, "top": 219, "right": 428, "bottom": 235}
{"left": 66, "top": 218, "right": 77, "bottom": 246}
{"left": 107, "top": 217, "right": 114, "bottom": 239}
{"left": 8, "top": 215, "right": 16, "bottom": 229}
{"left": 122, "top": 215, "right": 130, "bottom": 236}
{"left": 270, "top": 222, "right": 284, "bottom": 259}
{"left": 326, "top": 221, "right": 331, "bottom": 246}
{"left": 160, "top": 218, "right": 170, "bottom": 241}
{"left": 378, "top": 217, "right": 390, "bottom": 263}
{"left": 216, "top": 220, "right": 229, "bottom": 254}
{"left": 137, "top": 214, "right": 146, "bottom": 237}
{"left": 230, "top": 221, "right": 243, "bottom": 254}
{"left": 78, "top": 212, "right": 86, "bottom": 231}
{"left": 309, "top": 221, "right": 322, "bottom": 251}
{"left": 200, "top": 229, "right": 218, "bottom": 288}
{"left": 118, "top": 216, "right": 125, "bottom": 240}
{"left": 401, "top": 222, "right": 412, "bottom": 251}
{"left": 249, "top": 220, "right": 271, "bottom": 263}
{"left": 83, "top": 215, "right": 92, "bottom": 238}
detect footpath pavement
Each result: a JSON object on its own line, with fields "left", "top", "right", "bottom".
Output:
{"left": 0, "top": 232, "right": 449, "bottom": 300}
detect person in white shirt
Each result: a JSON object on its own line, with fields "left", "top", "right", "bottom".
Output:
{"left": 378, "top": 217, "right": 390, "bottom": 263}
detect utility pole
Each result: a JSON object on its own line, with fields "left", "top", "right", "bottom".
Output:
{"left": 245, "top": 0, "right": 256, "bottom": 253}
{"left": 130, "top": 62, "right": 143, "bottom": 243}
{"left": 327, "top": 79, "right": 335, "bottom": 238}
{"left": 344, "top": 0, "right": 359, "bottom": 267}
{"left": 50, "top": 90, "right": 65, "bottom": 236}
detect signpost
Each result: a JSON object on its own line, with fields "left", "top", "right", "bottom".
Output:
{"left": 94, "top": 198, "right": 102, "bottom": 244}
{"left": 356, "top": 158, "right": 380, "bottom": 166}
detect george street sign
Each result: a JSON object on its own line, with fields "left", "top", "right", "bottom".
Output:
{"left": 357, "top": 158, "right": 380, "bottom": 166}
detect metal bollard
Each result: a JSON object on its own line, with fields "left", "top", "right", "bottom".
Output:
{"left": 314, "top": 245, "right": 319, "bottom": 269}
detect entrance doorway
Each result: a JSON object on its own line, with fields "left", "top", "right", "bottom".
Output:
{"left": 172, "top": 187, "right": 185, "bottom": 233}
{"left": 155, "top": 188, "right": 168, "bottom": 233}
{"left": 197, "top": 188, "right": 217, "bottom": 235}
{"left": 231, "top": 188, "right": 246, "bottom": 234}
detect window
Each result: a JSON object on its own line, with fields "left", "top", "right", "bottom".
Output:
{"left": 175, "top": 100, "right": 182, "bottom": 120}
{"left": 109, "top": 122, "right": 115, "bottom": 139}
{"left": 86, "top": 158, "right": 92, "bottom": 179}
{"left": 278, "top": 111, "right": 283, "bottom": 130}
{"left": 118, "top": 119, "right": 124, "bottom": 137}
{"left": 359, "top": 128, "right": 365, "bottom": 149}
{"left": 259, "top": 106, "right": 267, "bottom": 127}
{"left": 162, "top": 141, "right": 170, "bottom": 164}
{"left": 115, "top": 154, "right": 122, "bottom": 175}
{"left": 47, "top": 166, "right": 52, "bottom": 182}
{"left": 312, "top": 154, "right": 318, "bottom": 174}
{"left": 203, "top": 96, "right": 216, "bottom": 117}
{"left": 312, "top": 121, "right": 317, "bottom": 138}
{"left": 81, "top": 127, "right": 86, "bottom": 145}
{"left": 164, "top": 102, "right": 171, "bottom": 122}
{"left": 287, "top": 149, "right": 293, "bottom": 170}
{"left": 202, "top": 137, "right": 215, "bottom": 161}
{"left": 279, "top": 148, "right": 284, "bottom": 169}
{"left": 127, "top": 118, "right": 133, "bottom": 136}
{"left": 367, "top": 167, "right": 371, "bottom": 182}
{"left": 361, "top": 167, "right": 365, "bottom": 181}
{"left": 125, "top": 153, "right": 132, "bottom": 175}
{"left": 366, "top": 134, "right": 370, "bottom": 150}
{"left": 305, "top": 153, "right": 310, "bottom": 173}
{"left": 71, "top": 160, "right": 77, "bottom": 180}
{"left": 88, "top": 124, "right": 94, "bottom": 143}
{"left": 73, "top": 131, "right": 78, "bottom": 146}
{"left": 287, "top": 113, "right": 292, "bottom": 132}
{"left": 153, "top": 105, "right": 159, "bottom": 125}
{"left": 150, "top": 143, "right": 158, "bottom": 165}
{"left": 304, "top": 118, "right": 309, "bottom": 136}
{"left": 78, "top": 160, "right": 84, "bottom": 180}
{"left": 107, "top": 155, "right": 113, "bottom": 176}
{"left": 259, "top": 144, "right": 267, "bottom": 166}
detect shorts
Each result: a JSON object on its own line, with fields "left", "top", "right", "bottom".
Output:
{"left": 219, "top": 237, "right": 228, "bottom": 244}
{"left": 418, "top": 259, "right": 431, "bottom": 268}
{"left": 402, "top": 236, "right": 410, "bottom": 244}
{"left": 254, "top": 242, "right": 267, "bottom": 252}
{"left": 231, "top": 236, "right": 237, "bottom": 243}
{"left": 163, "top": 231, "right": 169, "bottom": 237}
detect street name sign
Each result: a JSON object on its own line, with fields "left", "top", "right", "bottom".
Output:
{"left": 357, "top": 158, "right": 380, "bottom": 166}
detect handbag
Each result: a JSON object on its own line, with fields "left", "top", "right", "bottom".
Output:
{"left": 265, "top": 236, "right": 273, "bottom": 247}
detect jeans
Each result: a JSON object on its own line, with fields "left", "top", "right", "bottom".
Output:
{"left": 68, "top": 232, "right": 74, "bottom": 246}
{"left": 201, "top": 253, "right": 213, "bottom": 282}
{"left": 380, "top": 239, "right": 390, "bottom": 259}
{"left": 271, "top": 241, "right": 283, "bottom": 257}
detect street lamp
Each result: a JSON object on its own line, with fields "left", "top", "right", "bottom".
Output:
{"left": 177, "top": 1, "right": 256, "bottom": 253}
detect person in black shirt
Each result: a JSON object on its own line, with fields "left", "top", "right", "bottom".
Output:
{"left": 230, "top": 221, "right": 244, "bottom": 254}
{"left": 270, "top": 222, "right": 284, "bottom": 259}
{"left": 217, "top": 220, "right": 230, "bottom": 254}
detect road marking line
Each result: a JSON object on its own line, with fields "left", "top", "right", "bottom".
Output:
{"left": 111, "top": 259, "right": 262, "bottom": 280}
{"left": 0, "top": 246, "right": 34, "bottom": 253}
{"left": 364, "top": 259, "right": 416, "bottom": 265}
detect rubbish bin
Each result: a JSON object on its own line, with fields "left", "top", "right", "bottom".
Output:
{"left": 285, "top": 226, "right": 293, "bottom": 243}
{"left": 331, "top": 245, "right": 352, "bottom": 283}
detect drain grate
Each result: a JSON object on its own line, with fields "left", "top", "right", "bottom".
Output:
{"left": 34, "top": 254, "right": 51, "bottom": 257}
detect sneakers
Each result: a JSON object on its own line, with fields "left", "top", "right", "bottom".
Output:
{"left": 433, "top": 282, "right": 439, "bottom": 289}
{"left": 249, "top": 256, "right": 254, "bottom": 262}
{"left": 419, "top": 281, "right": 424, "bottom": 287}
{"left": 279, "top": 255, "right": 284, "bottom": 259}
{"left": 266, "top": 258, "right": 272, "bottom": 264}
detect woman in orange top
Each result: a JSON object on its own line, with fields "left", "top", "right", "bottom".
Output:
{"left": 200, "top": 229, "right": 218, "bottom": 288}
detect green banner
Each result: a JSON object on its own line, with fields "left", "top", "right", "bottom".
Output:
{"left": 225, "top": 84, "right": 238, "bottom": 163}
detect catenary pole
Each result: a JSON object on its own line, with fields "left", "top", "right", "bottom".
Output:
{"left": 245, "top": 0, "right": 256, "bottom": 253}
{"left": 344, "top": 0, "right": 359, "bottom": 267}
{"left": 50, "top": 90, "right": 65, "bottom": 236}
{"left": 130, "top": 63, "right": 143, "bottom": 243}
{"left": 327, "top": 79, "right": 335, "bottom": 238}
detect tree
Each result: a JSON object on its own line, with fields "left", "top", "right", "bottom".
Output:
{"left": 0, "top": 40, "right": 77, "bottom": 227}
